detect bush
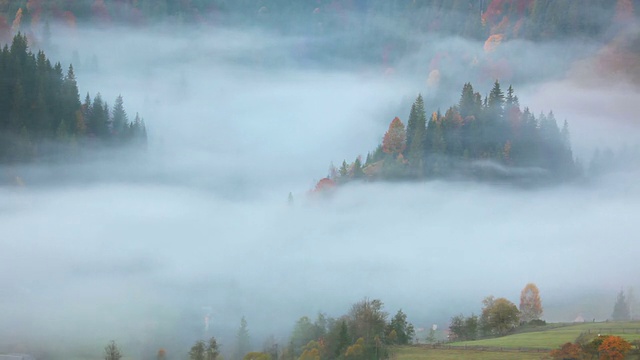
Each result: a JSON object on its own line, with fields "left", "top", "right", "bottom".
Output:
{"left": 528, "top": 319, "right": 546, "bottom": 326}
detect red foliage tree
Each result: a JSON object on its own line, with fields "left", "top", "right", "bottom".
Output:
{"left": 313, "top": 178, "right": 336, "bottom": 193}
{"left": 549, "top": 342, "right": 582, "bottom": 360}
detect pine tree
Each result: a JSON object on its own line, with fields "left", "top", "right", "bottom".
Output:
{"left": 112, "top": 94, "right": 129, "bottom": 137}
{"left": 335, "top": 320, "right": 349, "bottom": 358}
{"left": 487, "top": 80, "right": 505, "bottom": 115}
{"left": 234, "top": 316, "right": 250, "bottom": 360}
{"left": 352, "top": 156, "right": 365, "bottom": 179}
{"left": 405, "top": 94, "right": 426, "bottom": 175}
{"left": 459, "top": 83, "right": 477, "bottom": 118}
{"left": 612, "top": 290, "right": 630, "bottom": 321}
{"left": 62, "top": 64, "right": 81, "bottom": 133}
{"left": 88, "top": 93, "right": 109, "bottom": 138}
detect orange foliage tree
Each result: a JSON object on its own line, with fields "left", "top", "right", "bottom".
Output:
{"left": 598, "top": 336, "right": 632, "bottom": 360}
{"left": 549, "top": 342, "right": 582, "bottom": 360}
{"left": 382, "top": 117, "right": 406, "bottom": 155}
{"left": 312, "top": 178, "right": 336, "bottom": 194}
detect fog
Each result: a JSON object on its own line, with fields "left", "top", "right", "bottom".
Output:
{"left": 1, "top": 18, "right": 640, "bottom": 359}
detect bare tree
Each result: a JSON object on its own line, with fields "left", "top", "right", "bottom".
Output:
{"left": 104, "top": 340, "right": 122, "bottom": 360}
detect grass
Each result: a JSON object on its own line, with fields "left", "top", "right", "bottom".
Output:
{"left": 393, "top": 322, "right": 640, "bottom": 360}
{"left": 450, "top": 322, "right": 640, "bottom": 349}
{"left": 392, "top": 346, "right": 546, "bottom": 360}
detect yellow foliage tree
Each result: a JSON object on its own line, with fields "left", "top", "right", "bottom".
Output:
{"left": 519, "top": 283, "right": 543, "bottom": 323}
{"left": 243, "top": 352, "right": 271, "bottom": 360}
{"left": 344, "top": 338, "right": 364, "bottom": 360}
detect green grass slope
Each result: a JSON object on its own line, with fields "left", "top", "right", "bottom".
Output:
{"left": 450, "top": 321, "right": 640, "bottom": 349}
{"left": 393, "top": 346, "right": 545, "bottom": 360}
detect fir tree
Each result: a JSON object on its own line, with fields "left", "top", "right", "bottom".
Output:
{"left": 612, "top": 290, "right": 630, "bottom": 321}
{"left": 405, "top": 94, "right": 427, "bottom": 175}
{"left": 234, "top": 316, "right": 250, "bottom": 360}
{"left": 111, "top": 94, "right": 129, "bottom": 136}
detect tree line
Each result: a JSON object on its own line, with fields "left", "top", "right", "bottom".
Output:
{"left": 1, "top": 1, "right": 635, "bottom": 38}
{"left": 0, "top": 33, "right": 146, "bottom": 163}
{"left": 99, "top": 286, "right": 637, "bottom": 360}
{"left": 449, "top": 283, "right": 543, "bottom": 341}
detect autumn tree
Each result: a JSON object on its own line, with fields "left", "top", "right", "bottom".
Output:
{"left": 347, "top": 298, "right": 388, "bottom": 358}
{"left": 242, "top": 352, "right": 270, "bottom": 360}
{"left": 298, "top": 340, "right": 322, "bottom": 360}
{"left": 290, "top": 315, "right": 327, "bottom": 356}
{"left": 598, "top": 335, "right": 632, "bottom": 360}
{"left": 549, "top": 342, "right": 582, "bottom": 360}
{"left": 344, "top": 337, "right": 365, "bottom": 360}
{"left": 519, "top": 283, "right": 543, "bottom": 323}
{"left": 104, "top": 340, "right": 122, "bottom": 360}
{"left": 382, "top": 117, "right": 406, "bottom": 156}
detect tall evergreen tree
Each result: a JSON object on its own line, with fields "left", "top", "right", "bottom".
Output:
{"left": 405, "top": 94, "right": 427, "bottom": 175}
{"left": 234, "top": 316, "right": 250, "bottom": 360}
{"left": 612, "top": 290, "right": 631, "bottom": 321}
{"left": 112, "top": 94, "right": 128, "bottom": 136}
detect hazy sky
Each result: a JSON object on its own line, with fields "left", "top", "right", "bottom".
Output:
{"left": 1, "top": 19, "right": 639, "bottom": 360}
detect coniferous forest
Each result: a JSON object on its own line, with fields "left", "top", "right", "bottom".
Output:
{"left": 0, "top": 33, "right": 146, "bottom": 164}
{"left": 324, "top": 81, "right": 577, "bottom": 187}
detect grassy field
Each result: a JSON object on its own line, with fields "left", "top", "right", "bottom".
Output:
{"left": 392, "top": 346, "right": 547, "bottom": 360}
{"left": 394, "top": 322, "right": 640, "bottom": 360}
{"left": 449, "top": 321, "right": 640, "bottom": 349}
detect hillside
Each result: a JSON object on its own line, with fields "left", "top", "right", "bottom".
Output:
{"left": 395, "top": 321, "right": 640, "bottom": 360}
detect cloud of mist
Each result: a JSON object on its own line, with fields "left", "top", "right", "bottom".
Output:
{"left": 1, "top": 19, "right": 640, "bottom": 359}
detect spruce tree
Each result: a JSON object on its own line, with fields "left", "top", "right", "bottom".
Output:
{"left": 612, "top": 290, "right": 630, "bottom": 321}
{"left": 234, "top": 316, "right": 250, "bottom": 360}
{"left": 112, "top": 95, "right": 129, "bottom": 136}
{"left": 405, "top": 94, "right": 426, "bottom": 175}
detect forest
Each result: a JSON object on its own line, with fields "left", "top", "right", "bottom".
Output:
{"left": 1, "top": 1, "right": 639, "bottom": 67}
{"left": 319, "top": 81, "right": 577, "bottom": 188}
{"left": 0, "top": 33, "right": 146, "bottom": 164}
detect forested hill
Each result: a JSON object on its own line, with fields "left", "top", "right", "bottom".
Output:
{"left": 2, "top": 1, "right": 638, "bottom": 79}
{"left": 1, "top": 1, "right": 637, "bottom": 42}
{"left": 0, "top": 34, "right": 146, "bottom": 164}
{"left": 315, "top": 81, "right": 577, "bottom": 189}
